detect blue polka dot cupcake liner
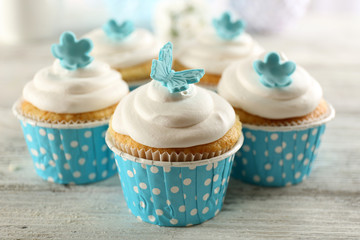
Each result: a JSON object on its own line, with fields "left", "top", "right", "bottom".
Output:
{"left": 106, "top": 133, "right": 244, "bottom": 227}
{"left": 13, "top": 101, "right": 117, "bottom": 185}
{"left": 232, "top": 105, "right": 335, "bottom": 187}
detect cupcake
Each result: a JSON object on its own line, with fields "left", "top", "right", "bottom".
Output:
{"left": 218, "top": 52, "right": 335, "bottom": 187}
{"left": 84, "top": 19, "right": 162, "bottom": 90}
{"left": 106, "top": 42, "right": 244, "bottom": 226}
{"left": 173, "top": 12, "right": 263, "bottom": 88}
{"left": 12, "top": 31, "right": 129, "bottom": 184}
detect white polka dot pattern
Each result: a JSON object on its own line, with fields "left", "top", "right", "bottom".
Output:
{"left": 152, "top": 188, "right": 161, "bottom": 195}
{"left": 26, "top": 134, "right": 33, "bottom": 142}
{"left": 81, "top": 145, "right": 89, "bottom": 152}
{"left": 47, "top": 133, "right": 55, "bottom": 141}
{"left": 179, "top": 205, "right": 186, "bottom": 212}
{"left": 70, "top": 141, "right": 78, "bottom": 148}
{"left": 113, "top": 152, "right": 236, "bottom": 227}
{"left": 18, "top": 120, "right": 117, "bottom": 184}
{"left": 40, "top": 147, "right": 46, "bottom": 155}
{"left": 232, "top": 125, "right": 326, "bottom": 187}
{"left": 78, "top": 158, "right": 85, "bottom": 165}
{"left": 171, "top": 186, "right": 179, "bottom": 193}
{"left": 148, "top": 215, "right": 155, "bottom": 222}
{"left": 139, "top": 182, "right": 147, "bottom": 189}
{"left": 150, "top": 166, "right": 158, "bottom": 173}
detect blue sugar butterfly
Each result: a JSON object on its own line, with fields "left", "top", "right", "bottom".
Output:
{"left": 150, "top": 42, "right": 205, "bottom": 93}
{"left": 51, "top": 31, "right": 93, "bottom": 71}
{"left": 253, "top": 52, "right": 296, "bottom": 88}
{"left": 213, "top": 12, "right": 245, "bottom": 40}
{"left": 103, "top": 19, "right": 134, "bottom": 41}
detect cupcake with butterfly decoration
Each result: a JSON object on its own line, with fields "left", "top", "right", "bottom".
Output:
{"left": 84, "top": 19, "right": 162, "bottom": 89}
{"left": 174, "top": 12, "right": 263, "bottom": 88}
{"left": 218, "top": 51, "right": 335, "bottom": 187}
{"left": 106, "top": 42, "right": 244, "bottom": 226}
{"left": 13, "top": 31, "right": 129, "bottom": 184}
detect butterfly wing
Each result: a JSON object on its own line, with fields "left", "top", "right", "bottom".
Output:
{"left": 166, "top": 78, "right": 188, "bottom": 93}
{"left": 158, "top": 42, "right": 173, "bottom": 71}
{"left": 169, "top": 69, "right": 205, "bottom": 92}
{"left": 173, "top": 69, "right": 205, "bottom": 84}
{"left": 150, "top": 42, "right": 204, "bottom": 93}
{"left": 150, "top": 42, "right": 173, "bottom": 83}
{"left": 150, "top": 60, "right": 170, "bottom": 84}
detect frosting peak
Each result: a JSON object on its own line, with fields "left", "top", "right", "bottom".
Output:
{"left": 218, "top": 53, "right": 323, "bottom": 119}
{"left": 84, "top": 28, "right": 162, "bottom": 69}
{"left": 142, "top": 81, "right": 213, "bottom": 128}
{"left": 23, "top": 60, "right": 129, "bottom": 114}
{"left": 111, "top": 81, "right": 235, "bottom": 148}
{"left": 177, "top": 28, "right": 263, "bottom": 75}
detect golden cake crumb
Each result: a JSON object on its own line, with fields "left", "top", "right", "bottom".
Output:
{"left": 21, "top": 100, "right": 117, "bottom": 122}
{"left": 234, "top": 99, "right": 329, "bottom": 126}
{"left": 108, "top": 118, "right": 242, "bottom": 161}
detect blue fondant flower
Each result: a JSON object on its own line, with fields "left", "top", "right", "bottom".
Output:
{"left": 103, "top": 19, "right": 134, "bottom": 41}
{"left": 151, "top": 42, "right": 205, "bottom": 93}
{"left": 51, "top": 31, "right": 93, "bottom": 71}
{"left": 253, "top": 52, "right": 296, "bottom": 88}
{"left": 212, "top": 12, "right": 245, "bottom": 40}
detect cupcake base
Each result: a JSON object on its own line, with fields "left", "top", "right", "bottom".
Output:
{"left": 232, "top": 104, "right": 335, "bottom": 187}
{"left": 233, "top": 125, "right": 325, "bottom": 187}
{"left": 13, "top": 100, "right": 117, "bottom": 184}
{"left": 106, "top": 132, "right": 244, "bottom": 226}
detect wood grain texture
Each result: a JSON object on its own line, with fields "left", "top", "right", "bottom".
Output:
{"left": 1, "top": 14, "right": 360, "bottom": 239}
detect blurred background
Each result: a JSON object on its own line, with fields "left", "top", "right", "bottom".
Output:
{"left": 1, "top": 0, "right": 360, "bottom": 45}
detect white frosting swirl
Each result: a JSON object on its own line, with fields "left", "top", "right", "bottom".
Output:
{"left": 176, "top": 28, "right": 264, "bottom": 75}
{"left": 218, "top": 53, "right": 323, "bottom": 119}
{"left": 112, "top": 81, "right": 235, "bottom": 148}
{"left": 84, "top": 28, "right": 162, "bottom": 69}
{"left": 23, "top": 60, "right": 129, "bottom": 114}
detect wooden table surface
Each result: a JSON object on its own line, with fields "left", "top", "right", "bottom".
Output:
{"left": 1, "top": 14, "right": 359, "bottom": 239}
